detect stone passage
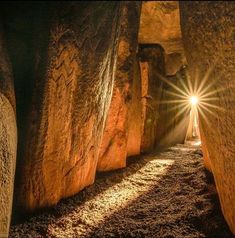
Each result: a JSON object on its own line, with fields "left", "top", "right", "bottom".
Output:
{"left": 9, "top": 143, "right": 233, "bottom": 238}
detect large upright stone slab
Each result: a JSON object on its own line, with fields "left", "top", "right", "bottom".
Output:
{"left": 126, "top": 57, "right": 142, "bottom": 157}
{"left": 7, "top": 2, "right": 122, "bottom": 212}
{"left": 97, "top": 2, "right": 141, "bottom": 171}
{"left": 139, "top": 45, "right": 165, "bottom": 152}
{"left": 180, "top": 1, "right": 235, "bottom": 234}
{"left": 0, "top": 24, "right": 17, "bottom": 237}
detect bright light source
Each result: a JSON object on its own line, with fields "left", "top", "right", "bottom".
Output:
{"left": 190, "top": 96, "right": 199, "bottom": 106}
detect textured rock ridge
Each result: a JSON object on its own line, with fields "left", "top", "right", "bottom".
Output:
{"left": 7, "top": 2, "right": 123, "bottom": 212}
{"left": 180, "top": 1, "right": 235, "bottom": 234}
{"left": 139, "top": 44, "right": 165, "bottom": 152}
{"left": 97, "top": 2, "right": 141, "bottom": 171}
{"left": 0, "top": 23, "right": 17, "bottom": 237}
{"left": 126, "top": 57, "right": 142, "bottom": 157}
{"left": 139, "top": 1, "right": 183, "bottom": 55}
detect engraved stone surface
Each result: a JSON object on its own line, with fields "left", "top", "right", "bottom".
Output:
{"left": 10, "top": 2, "right": 123, "bottom": 212}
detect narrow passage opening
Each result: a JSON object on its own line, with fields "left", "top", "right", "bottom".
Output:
{"left": 185, "top": 95, "right": 201, "bottom": 146}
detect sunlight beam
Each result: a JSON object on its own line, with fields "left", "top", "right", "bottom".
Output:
{"left": 159, "top": 99, "right": 188, "bottom": 105}
{"left": 198, "top": 106, "right": 211, "bottom": 126}
{"left": 196, "top": 65, "right": 214, "bottom": 95}
{"left": 199, "top": 101, "right": 225, "bottom": 112}
{"left": 157, "top": 73, "right": 189, "bottom": 97}
{"left": 164, "top": 89, "right": 189, "bottom": 100}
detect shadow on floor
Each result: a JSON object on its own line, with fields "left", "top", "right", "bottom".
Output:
{"left": 11, "top": 149, "right": 162, "bottom": 224}
{"left": 86, "top": 150, "right": 233, "bottom": 238}
{"left": 10, "top": 144, "right": 234, "bottom": 238}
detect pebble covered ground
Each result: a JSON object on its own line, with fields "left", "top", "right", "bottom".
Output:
{"left": 10, "top": 143, "right": 234, "bottom": 238}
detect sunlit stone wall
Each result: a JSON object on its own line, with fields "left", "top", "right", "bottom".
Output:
{"left": 180, "top": 1, "right": 235, "bottom": 234}
{"left": 3, "top": 2, "right": 123, "bottom": 213}
{"left": 97, "top": 2, "right": 142, "bottom": 171}
{"left": 0, "top": 23, "right": 17, "bottom": 237}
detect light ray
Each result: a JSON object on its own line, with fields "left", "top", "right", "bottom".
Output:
{"left": 178, "top": 76, "right": 191, "bottom": 96}
{"left": 164, "top": 89, "right": 188, "bottom": 100}
{"left": 198, "top": 106, "right": 211, "bottom": 126}
{"left": 156, "top": 63, "right": 226, "bottom": 140}
{"left": 160, "top": 101, "right": 189, "bottom": 115}
{"left": 196, "top": 65, "right": 214, "bottom": 95}
{"left": 197, "top": 75, "right": 221, "bottom": 97}
{"left": 199, "top": 101, "right": 225, "bottom": 112}
{"left": 174, "top": 104, "right": 191, "bottom": 119}
{"left": 200, "top": 97, "right": 219, "bottom": 102}
{"left": 165, "top": 104, "right": 190, "bottom": 128}
{"left": 157, "top": 73, "right": 189, "bottom": 97}
{"left": 159, "top": 99, "right": 188, "bottom": 105}
{"left": 200, "top": 86, "right": 229, "bottom": 99}
{"left": 193, "top": 68, "right": 200, "bottom": 95}
{"left": 185, "top": 71, "right": 194, "bottom": 95}
{"left": 199, "top": 104, "right": 219, "bottom": 118}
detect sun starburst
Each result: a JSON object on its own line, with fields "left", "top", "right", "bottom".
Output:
{"left": 156, "top": 64, "right": 230, "bottom": 142}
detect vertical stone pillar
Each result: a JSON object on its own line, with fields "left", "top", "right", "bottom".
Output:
{"left": 97, "top": 2, "right": 142, "bottom": 171}
{"left": 180, "top": 2, "right": 235, "bottom": 234}
{"left": 126, "top": 57, "right": 142, "bottom": 157}
{"left": 139, "top": 44, "right": 165, "bottom": 152}
{"left": 6, "top": 2, "right": 123, "bottom": 213}
{"left": 0, "top": 23, "right": 17, "bottom": 237}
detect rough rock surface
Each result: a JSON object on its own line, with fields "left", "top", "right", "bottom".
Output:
{"left": 180, "top": 1, "right": 235, "bottom": 234}
{"left": 155, "top": 67, "right": 190, "bottom": 148}
{"left": 139, "top": 1, "right": 183, "bottom": 55}
{"left": 9, "top": 143, "right": 234, "bottom": 238}
{"left": 9, "top": 2, "right": 122, "bottom": 212}
{"left": 126, "top": 58, "right": 142, "bottom": 157}
{"left": 0, "top": 24, "right": 17, "bottom": 237}
{"left": 139, "top": 1, "right": 186, "bottom": 77}
{"left": 165, "top": 52, "right": 186, "bottom": 76}
{"left": 199, "top": 126, "right": 212, "bottom": 172}
{"left": 97, "top": 2, "right": 141, "bottom": 171}
{"left": 139, "top": 45, "right": 165, "bottom": 152}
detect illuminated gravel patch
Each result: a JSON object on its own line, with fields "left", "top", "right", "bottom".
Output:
{"left": 10, "top": 144, "right": 233, "bottom": 238}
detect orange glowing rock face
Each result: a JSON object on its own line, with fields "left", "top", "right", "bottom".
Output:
{"left": 97, "top": 39, "right": 130, "bottom": 172}
{"left": 140, "top": 61, "right": 154, "bottom": 152}
{"left": 139, "top": 1, "right": 183, "bottom": 55}
{"left": 199, "top": 126, "right": 212, "bottom": 172}
{"left": 97, "top": 3, "right": 142, "bottom": 171}
{"left": 139, "top": 1, "right": 186, "bottom": 77}
{"left": 140, "top": 62, "right": 149, "bottom": 143}
{"left": 98, "top": 88, "right": 128, "bottom": 171}
{"left": 15, "top": 2, "right": 124, "bottom": 212}
{"left": 180, "top": 1, "right": 235, "bottom": 234}
{"left": 139, "top": 45, "right": 166, "bottom": 153}
{"left": 126, "top": 58, "right": 142, "bottom": 157}
{"left": 0, "top": 25, "right": 17, "bottom": 237}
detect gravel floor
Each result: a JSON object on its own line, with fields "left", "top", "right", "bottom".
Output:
{"left": 10, "top": 143, "right": 234, "bottom": 238}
